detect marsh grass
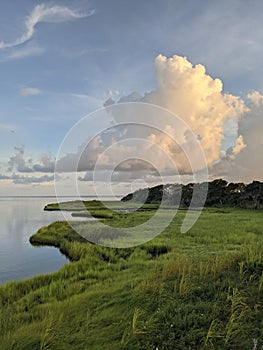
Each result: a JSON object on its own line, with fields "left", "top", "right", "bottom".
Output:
{"left": 0, "top": 206, "right": 262, "bottom": 349}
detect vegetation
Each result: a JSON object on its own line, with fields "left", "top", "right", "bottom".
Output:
{"left": 122, "top": 179, "right": 263, "bottom": 210}
{"left": 0, "top": 203, "right": 262, "bottom": 349}
{"left": 44, "top": 200, "right": 160, "bottom": 214}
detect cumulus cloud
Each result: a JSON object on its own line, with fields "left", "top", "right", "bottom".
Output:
{"left": 118, "top": 91, "right": 143, "bottom": 103}
{"left": 7, "top": 146, "right": 55, "bottom": 173}
{"left": 100, "top": 55, "right": 247, "bottom": 178}
{"left": 142, "top": 54, "right": 246, "bottom": 168}
{"left": 56, "top": 124, "right": 177, "bottom": 176}
{"left": 213, "top": 92, "right": 263, "bottom": 182}
{"left": 0, "top": 4, "right": 94, "bottom": 49}
{"left": 56, "top": 135, "right": 105, "bottom": 173}
{"left": 55, "top": 54, "right": 257, "bottom": 184}
{"left": 231, "top": 135, "right": 246, "bottom": 159}
{"left": 8, "top": 146, "right": 33, "bottom": 173}
{"left": 33, "top": 153, "right": 55, "bottom": 172}
{"left": 0, "top": 147, "right": 56, "bottom": 186}
{"left": 6, "top": 53, "right": 258, "bottom": 187}
{"left": 56, "top": 134, "right": 153, "bottom": 176}
{"left": 101, "top": 54, "right": 262, "bottom": 183}
{"left": 20, "top": 87, "right": 41, "bottom": 96}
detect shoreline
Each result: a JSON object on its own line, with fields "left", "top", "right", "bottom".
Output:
{"left": 0, "top": 206, "right": 262, "bottom": 349}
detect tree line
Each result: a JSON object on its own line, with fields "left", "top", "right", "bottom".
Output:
{"left": 121, "top": 179, "right": 263, "bottom": 210}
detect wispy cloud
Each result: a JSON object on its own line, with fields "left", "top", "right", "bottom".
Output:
{"left": 0, "top": 173, "right": 54, "bottom": 184}
{"left": 20, "top": 87, "right": 41, "bottom": 96}
{"left": 0, "top": 123, "right": 16, "bottom": 131}
{"left": 0, "top": 4, "right": 95, "bottom": 49}
{"left": 68, "top": 92, "right": 104, "bottom": 110}
{"left": 58, "top": 47, "right": 108, "bottom": 59}
{"left": 1, "top": 44, "right": 45, "bottom": 61}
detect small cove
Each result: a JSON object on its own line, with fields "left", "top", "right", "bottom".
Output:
{"left": 0, "top": 196, "right": 90, "bottom": 285}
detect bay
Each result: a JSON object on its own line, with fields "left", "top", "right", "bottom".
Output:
{"left": 0, "top": 196, "right": 88, "bottom": 285}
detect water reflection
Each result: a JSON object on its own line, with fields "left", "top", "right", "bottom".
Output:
{"left": 0, "top": 197, "right": 76, "bottom": 285}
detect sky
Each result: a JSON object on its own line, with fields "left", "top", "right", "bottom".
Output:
{"left": 0, "top": 0, "right": 262, "bottom": 196}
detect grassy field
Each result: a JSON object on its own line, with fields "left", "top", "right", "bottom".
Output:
{"left": 0, "top": 204, "right": 262, "bottom": 349}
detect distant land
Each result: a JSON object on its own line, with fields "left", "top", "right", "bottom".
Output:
{"left": 121, "top": 179, "right": 263, "bottom": 210}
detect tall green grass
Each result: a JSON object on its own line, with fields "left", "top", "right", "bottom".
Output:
{"left": 0, "top": 207, "right": 262, "bottom": 349}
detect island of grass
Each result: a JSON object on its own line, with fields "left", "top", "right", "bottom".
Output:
{"left": 0, "top": 189, "right": 263, "bottom": 349}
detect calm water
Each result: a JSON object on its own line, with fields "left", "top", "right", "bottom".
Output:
{"left": 0, "top": 197, "right": 87, "bottom": 285}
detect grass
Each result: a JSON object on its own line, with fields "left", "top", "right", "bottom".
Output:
{"left": 0, "top": 203, "right": 262, "bottom": 349}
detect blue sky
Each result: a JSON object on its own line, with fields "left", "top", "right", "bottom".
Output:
{"left": 0, "top": 0, "right": 262, "bottom": 195}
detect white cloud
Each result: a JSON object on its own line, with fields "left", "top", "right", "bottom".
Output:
{"left": 231, "top": 135, "right": 246, "bottom": 158}
{"left": 142, "top": 54, "right": 246, "bottom": 168}
{"left": 2, "top": 44, "right": 45, "bottom": 61}
{"left": 33, "top": 153, "right": 55, "bottom": 172}
{"left": 247, "top": 91, "right": 263, "bottom": 106}
{"left": 0, "top": 146, "right": 57, "bottom": 187}
{"left": 110, "top": 54, "right": 246, "bottom": 175}
{"left": 7, "top": 146, "right": 55, "bottom": 173}
{"left": 0, "top": 4, "right": 95, "bottom": 49}
{"left": 213, "top": 91, "right": 263, "bottom": 182}
{"left": 54, "top": 54, "right": 256, "bottom": 185}
{"left": 20, "top": 87, "right": 41, "bottom": 96}
{"left": 8, "top": 146, "right": 33, "bottom": 173}
{"left": 4, "top": 53, "right": 261, "bottom": 188}
{"left": 118, "top": 91, "right": 143, "bottom": 103}
{"left": 104, "top": 54, "right": 262, "bottom": 183}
